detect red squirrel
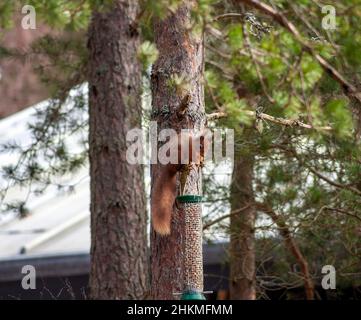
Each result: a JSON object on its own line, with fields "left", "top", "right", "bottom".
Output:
{"left": 151, "top": 129, "right": 209, "bottom": 235}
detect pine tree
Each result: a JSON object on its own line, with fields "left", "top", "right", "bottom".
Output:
{"left": 150, "top": 2, "right": 206, "bottom": 299}
{"left": 87, "top": 0, "right": 149, "bottom": 299}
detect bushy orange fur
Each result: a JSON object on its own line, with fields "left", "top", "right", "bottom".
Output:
{"left": 151, "top": 130, "right": 207, "bottom": 235}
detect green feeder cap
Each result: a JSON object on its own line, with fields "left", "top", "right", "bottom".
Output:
{"left": 176, "top": 195, "right": 203, "bottom": 203}
{"left": 180, "top": 290, "right": 206, "bottom": 300}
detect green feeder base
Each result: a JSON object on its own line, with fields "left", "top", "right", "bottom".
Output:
{"left": 176, "top": 194, "right": 203, "bottom": 203}
{"left": 180, "top": 290, "right": 206, "bottom": 300}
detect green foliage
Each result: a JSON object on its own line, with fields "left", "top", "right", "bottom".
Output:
{"left": 167, "top": 73, "right": 191, "bottom": 96}
{"left": 279, "top": 31, "right": 301, "bottom": 55}
{"left": 141, "top": 0, "right": 182, "bottom": 19}
{"left": 342, "top": 34, "right": 361, "bottom": 66}
{"left": 204, "top": 69, "right": 218, "bottom": 89}
{"left": 267, "top": 164, "right": 293, "bottom": 186}
{"left": 225, "top": 98, "right": 253, "bottom": 128}
{"left": 0, "top": 0, "right": 15, "bottom": 29}
{"left": 191, "top": 0, "right": 217, "bottom": 36}
{"left": 218, "top": 81, "right": 236, "bottom": 104}
{"left": 29, "top": 0, "right": 92, "bottom": 30}
{"left": 228, "top": 23, "right": 243, "bottom": 50}
{"left": 305, "top": 185, "right": 324, "bottom": 205}
{"left": 138, "top": 41, "right": 159, "bottom": 71}
{"left": 324, "top": 99, "right": 353, "bottom": 137}
{"left": 284, "top": 96, "right": 301, "bottom": 119}
{"left": 201, "top": 1, "right": 361, "bottom": 296}
{"left": 299, "top": 55, "right": 323, "bottom": 89}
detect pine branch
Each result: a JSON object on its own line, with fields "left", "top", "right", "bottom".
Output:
{"left": 274, "top": 144, "right": 361, "bottom": 197}
{"left": 239, "top": 0, "right": 361, "bottom": 108}
{"left": 256, "top": 202, "right": 315, "bottom": 300}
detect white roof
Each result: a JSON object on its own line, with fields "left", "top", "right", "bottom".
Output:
{"left": 0, "top": 86, "right": 91, "bottom": 259}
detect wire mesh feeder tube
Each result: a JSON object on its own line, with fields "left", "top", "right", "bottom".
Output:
{"left": 177, "top": 195, "right": 205, "bottom": 300}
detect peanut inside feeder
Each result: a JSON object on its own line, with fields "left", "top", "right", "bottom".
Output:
{"left": 177, "top": 194, "right": 205, "bottom": 299}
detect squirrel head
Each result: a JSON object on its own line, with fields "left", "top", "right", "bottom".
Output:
{"left": 178, "top": 128, "right": 211, "bottom": 166}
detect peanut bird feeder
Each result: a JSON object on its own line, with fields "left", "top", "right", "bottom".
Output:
{"left": 176, "top": 194, "right": 206, "bottom": 300}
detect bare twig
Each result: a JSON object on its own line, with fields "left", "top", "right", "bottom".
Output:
{"left": 318, "top": 206, "right": 361, "bottom": 223}
{"left": 307, "top": 165, "right": 361, "bottom": 196}
{"left": 207, "top": 111, "right": 333, "bottom": 131}
{"left": 214, "top": 13, "right": 244, "bottom": 20}
{"left": 203, "top": 204, "right": 251, "bottom": 230}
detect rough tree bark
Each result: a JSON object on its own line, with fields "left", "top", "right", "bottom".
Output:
{"left": 150, "top": 3, "right": 205, "bottom": 299}
{"left": 229, "top": 149, "right": 256, "bottom": 299}
{"left": 88, "top": 0, "right": 148, "bottom": 299}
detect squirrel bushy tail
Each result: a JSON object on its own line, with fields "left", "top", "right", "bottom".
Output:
{"left": 151, "top": 163, "right": 178, "bottom": 235}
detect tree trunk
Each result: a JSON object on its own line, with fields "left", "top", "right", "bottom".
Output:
{"left": 229, "top": 151, "right": 256, "bottom": 299}
{"left": 150, "top": 3, "right": 205, "bottom": 299}
{"left": 88, "top": 0, "right": 148, "bottom": 299}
